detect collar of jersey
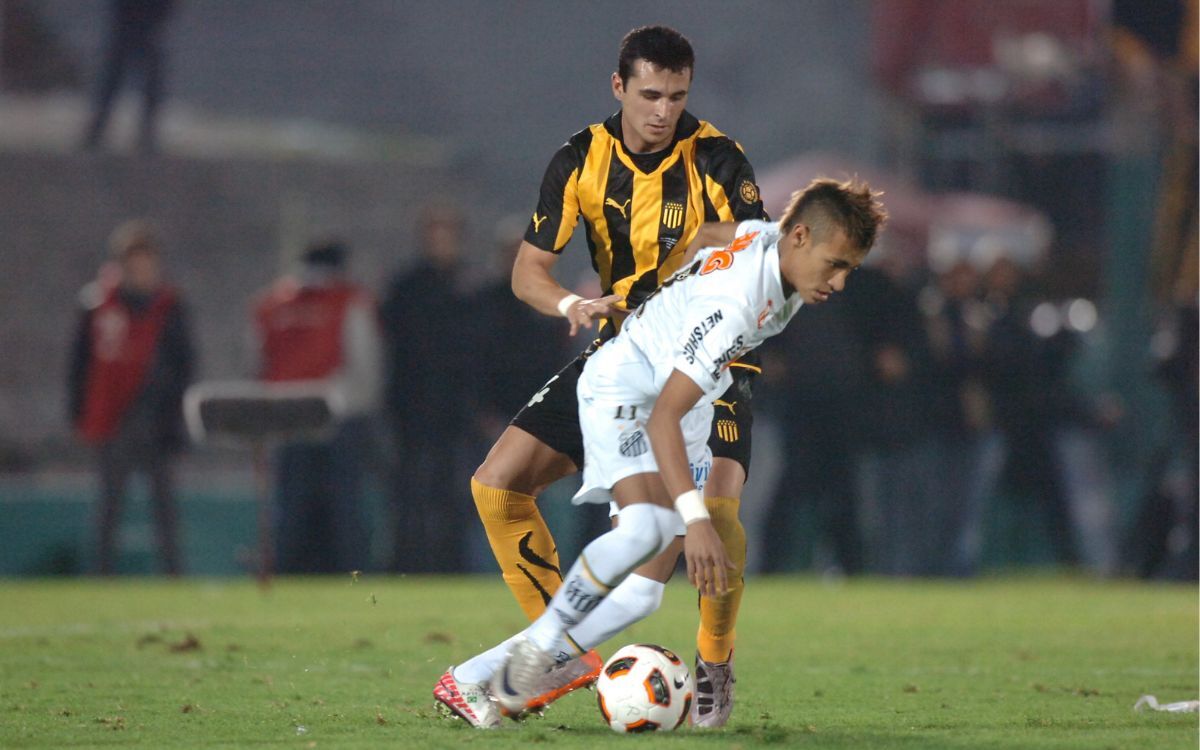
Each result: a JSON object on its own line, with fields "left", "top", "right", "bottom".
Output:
{"left": 603, "top": 110, "right": 702, "bottom": 176}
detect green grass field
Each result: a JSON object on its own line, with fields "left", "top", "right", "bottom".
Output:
{"left": 0, "top": 575, "right": 1195, "bottom": 749}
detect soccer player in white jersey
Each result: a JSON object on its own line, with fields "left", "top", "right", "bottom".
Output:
{"left": 434, "top": 178, "right": 886, "bottom": 728}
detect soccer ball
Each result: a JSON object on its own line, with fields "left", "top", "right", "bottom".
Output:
{"left": 595, "top": 643, "right": 693, "bottom": 733}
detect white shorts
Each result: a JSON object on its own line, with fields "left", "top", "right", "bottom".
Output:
{"left": 572, "top": 339, "right": 714, "bottom": 511}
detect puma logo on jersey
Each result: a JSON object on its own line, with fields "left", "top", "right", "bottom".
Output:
{"left": 532, "top": 212, "right": 548, "bottom": 232}
{"left": 714, "top": 398, "right": 737, "bottom": 415}
{"left": 605, "top": 197, "right": 632, "bottom": 220}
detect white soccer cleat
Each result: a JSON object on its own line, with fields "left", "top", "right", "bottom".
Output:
{"left": 493, "top": 636, "right": 556, "bottom": 717}
{"left": 432, "top": 668, "right": 502, "bottom": 729}
{"left": 690, "top": 651, "right": 736, "bottom": 728}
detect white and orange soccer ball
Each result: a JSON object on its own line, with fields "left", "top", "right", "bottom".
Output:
{"left": 595, "top": 643, "right": 693, "bottom": 733}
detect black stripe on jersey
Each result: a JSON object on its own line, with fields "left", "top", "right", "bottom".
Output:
{"left": 657, "top": 158, "right": 689, "bottom": 265}
{"left": 604, "top": 148, "right": 636, "bottom": 291}
{"left": 524, "top": 128, "right": 594, "bottom": 252}
{"left": 694, "top": 134, "right": 768, "bottom": 222}
{"left": 624, "top": 159, "right": 690, "bottom": 308}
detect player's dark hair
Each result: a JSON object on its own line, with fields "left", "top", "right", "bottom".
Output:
{"left": 618, "top": 25, "right": 694, "bottom": 83}
{"left": 780, "top": 178, "right": 888, "bottom": 252}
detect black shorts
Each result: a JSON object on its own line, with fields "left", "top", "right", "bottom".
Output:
{"left": 510, "top": 351, "right": 758, "bottom": 478}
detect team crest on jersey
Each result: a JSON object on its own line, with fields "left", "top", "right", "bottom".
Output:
{"left": 739, "top": 180, "right": 759, "bottom": 204}
{"left": 618, "top": 429, "right": 648, "bottom": 457}
{"left": 717, "top": 419, "right": 739, "bottom": 443}
{"left": 662, "top": 201, "right": 684, "bottom": 229}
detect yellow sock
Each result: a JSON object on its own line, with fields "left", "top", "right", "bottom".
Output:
{"left": 472, "top": 477, "right": 562, "bottom": 621}
{"left": 697, "top": 495, "right": 746, "bottom": 663}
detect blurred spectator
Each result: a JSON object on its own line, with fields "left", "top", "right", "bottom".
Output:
{"left": 68, "top": 219, "right": 194, "bottom": 575}
{"left": 757, "top": 293, "right": 869, "bottom": 575}
{"left": 979, "top": 259, "right": 1085, "bottom": 570}
{"left": 381, "top": 207, "right": 476, "bottom": 573}
{"left": 919, "top": 258, "right": 1004, "bottom": 575}
{"left": 846, "top": 263, "right": 942, "bottom": 576}
{"left": 1123, "top": 252, "right": 1199, "bottom": 580}
{"left": 250, "top": 240, "right": 381, "bottom": 574}
{"left": 470, "top": 216, "right": 571, "bottom": 446}
{"left": 83, "top": 0, "right": 176, "bottom": 153}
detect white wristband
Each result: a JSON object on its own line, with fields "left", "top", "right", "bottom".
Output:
{"left": 556, "top": 293, "right": 583, "bottom": 317}
{"left": 674, "top": 489, "right": 709, "bottom": 526}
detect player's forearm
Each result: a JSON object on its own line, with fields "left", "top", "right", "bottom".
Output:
{"left": 512, "top": 269, "right": 574, "bottom": 316}
{"left": 511, "top": 242, "right": 575, "bottom": 317}
{"left": 646, "top": 413, "right": 695, "bottom": 500}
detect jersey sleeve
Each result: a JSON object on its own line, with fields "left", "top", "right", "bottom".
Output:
{"left": 523, "top": 141, "right": 583, "bottom": 253}
{"left": 700, "top": 139, "right": 768, "bottom": 223}
{"left": 672, "top": 298, "right": 756, "bottom": 394}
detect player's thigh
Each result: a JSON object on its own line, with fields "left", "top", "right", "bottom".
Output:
{"left": 474, "top": 355, "right": 587, "bottom": 495}
{"left": 611, "top": 471, "right": 673, "bottom": 509}
{"left": 473, "top": 425, "right": 577, "bottom": 496}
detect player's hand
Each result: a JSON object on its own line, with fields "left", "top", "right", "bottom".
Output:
{"left": 565, "top": 294, "right": 623, "bottom": 336}
{"left": 683, "top": 519, "right": 735, "bottom": 597}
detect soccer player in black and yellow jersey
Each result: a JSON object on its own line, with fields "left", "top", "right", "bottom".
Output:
{"left": 461, "top": 26, "right": 764, "bottom": 728}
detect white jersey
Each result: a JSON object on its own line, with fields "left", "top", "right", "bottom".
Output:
{"left": 574, "top": 219, "right": 802, "bottom": 504}
{"left": 618, "top": 219, "right": 803, "bottom": 402}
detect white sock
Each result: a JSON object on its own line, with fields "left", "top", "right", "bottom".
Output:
{"left": 453, "top": 633, "right": 523, "bottom": 685}
{"left": 567, "top": 573, "right": 665, "bottom": 651}
{"left": 524, "top": 504, "right": 678, "bottom": 657}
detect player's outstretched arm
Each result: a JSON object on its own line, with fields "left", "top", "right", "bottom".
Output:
{"left": 512, "top": 240, "right": 623, "bottom": 335}
{"left": 646, "top": 369, "right": 735, "bottom": 597}
{"left": 682, "top": 222, "right": 739, "bottom": 264}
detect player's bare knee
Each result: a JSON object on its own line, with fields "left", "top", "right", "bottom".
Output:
{"left": 474, "top": 427, "right": 574, "bottom": 495}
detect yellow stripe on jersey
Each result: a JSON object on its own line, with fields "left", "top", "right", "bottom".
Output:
{"left": 553, "top": 168, "right": 581, "bottom": 251}
{"left": 704, "top": 173, "right": 737, "bottom": 222}
{"left": 579, "top": 125, "right": 614, "bottom": 288}
{"left": 620, "top": 160, "right": 668, "bottom": 303}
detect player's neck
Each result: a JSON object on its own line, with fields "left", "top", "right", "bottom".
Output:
{"left": 618, "top": 114, "right": 674, "bottom": 155}
{"left": 777, "top": 235, "right": 798, "bottom": 298}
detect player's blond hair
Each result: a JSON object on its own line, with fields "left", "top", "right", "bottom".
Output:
{"left": 779, "top": 178, "right": 887, "bottom": 252}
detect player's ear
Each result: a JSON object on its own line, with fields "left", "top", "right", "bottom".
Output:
{"left": 611, "top": 72, "right": 624, "bottom": 100}
{"left": 791, "top": 222, "right": 810, "bottom": 249}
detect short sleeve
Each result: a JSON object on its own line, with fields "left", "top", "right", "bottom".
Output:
{"left": 524, "top": 142, "right": 582, "bottom": 253}
{"left": 700, "top": 138, "right": 768, "bottom": 222}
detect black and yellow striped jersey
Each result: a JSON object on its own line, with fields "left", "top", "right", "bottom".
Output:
{"left": 524, "top": 110, "right": 767, "bottom": 312}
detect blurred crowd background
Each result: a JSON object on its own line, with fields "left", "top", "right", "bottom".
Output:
{"left": 0, "top": 0, "right": 1194, "bottom": 581}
